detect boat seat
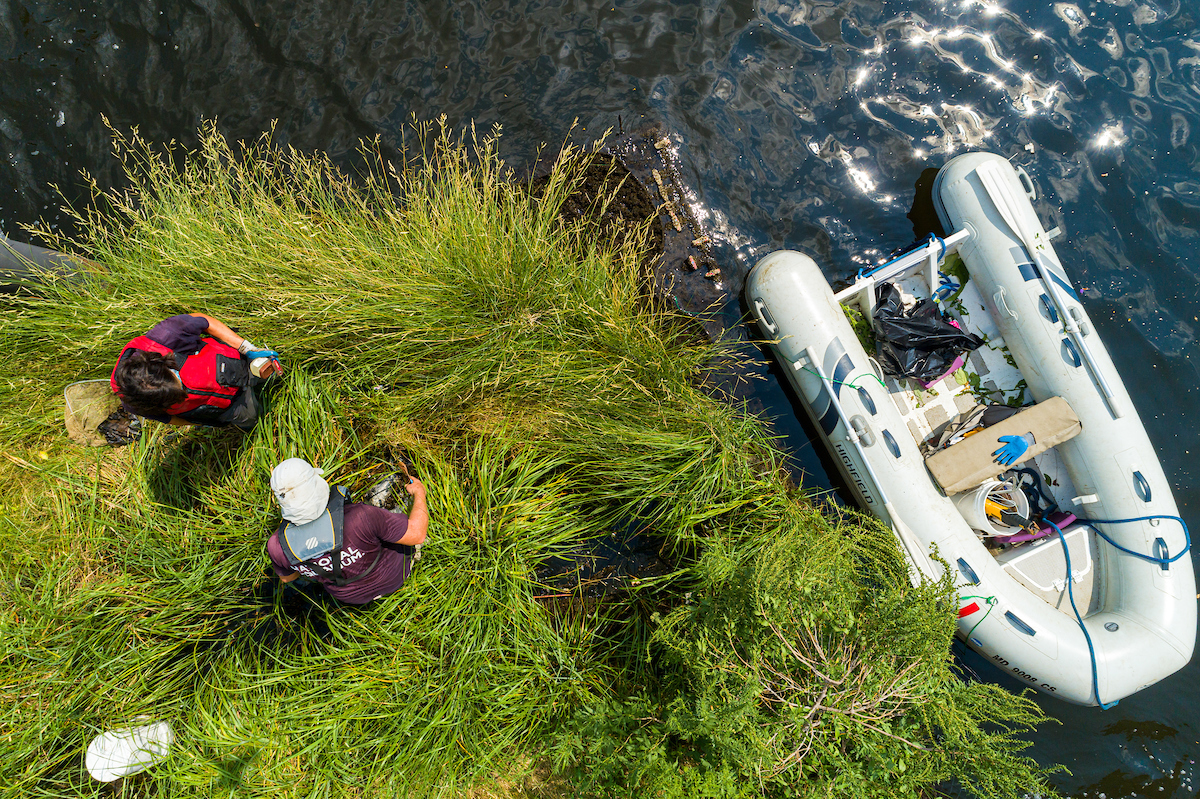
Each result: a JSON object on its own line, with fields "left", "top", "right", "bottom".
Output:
{"left": 925, "top": 396, "right": 1082, "bottom": 495}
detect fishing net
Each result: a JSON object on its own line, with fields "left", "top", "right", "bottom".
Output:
{"left": 64, "top": 379, "right": 142, "bottom": 447}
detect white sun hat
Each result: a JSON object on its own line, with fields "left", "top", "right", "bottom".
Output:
{"left": 85, "top": 720, "right": 174, "bottom": 782}
{"left": 270, "top": 458, "right": 330, "bottom": 524}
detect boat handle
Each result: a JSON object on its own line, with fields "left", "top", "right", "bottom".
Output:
{"left": 956, "top": 558, "right": 980, "bottom": 585}
{"left": 1062, "top": 337, "right": 1082, "bottom": 368}
{"left": 993, "top": 287, "right": 1018, "bottom": 320}
{"left": 1016, "top": 166, "right": 1037, "bottom": 200}
{"left": 1004, "top": 611, "right": 1037, "bottom": 636}
{"left": 1154, "top": 538, "right": 1170, "bottom": 570}
{"left": 882, "top": 428, "right": 901, "bottom": 458}
{"left": 1133, "top": 471, "right": 1152, "bottom": 503}
{"left": 753, "top": 298, "right": 778, "bottom": 334}
{"left": 856, "top": 385, "right": 877, "bottom": 415}
{"left": 1039, "top": 293, "right": 1058, "bottom": 323}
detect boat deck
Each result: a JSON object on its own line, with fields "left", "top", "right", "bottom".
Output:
{"left": 876, "top": 269, "right": 1102, "bottom": 617}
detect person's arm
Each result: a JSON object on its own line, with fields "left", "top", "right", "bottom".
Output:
{"left": 266, "top": 533, "right": 301, "bottom": 583}
{"left": 187, "top": 312, "right": 282, "bottom": 377}
{"left": 373, "top": 477, "right": 428, "bottom": 546}
{"left": 399, "top": 477, "right": 428, "bottom": 545}
{"left": 187, "top": 312, "right": 246, "bottom": 350}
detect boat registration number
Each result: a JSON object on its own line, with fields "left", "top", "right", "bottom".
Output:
{"left": 992, "top": 654, "right": 1057, "bottom": 692}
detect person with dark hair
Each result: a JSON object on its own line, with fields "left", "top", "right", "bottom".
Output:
{"left": 110, "top": 313, "right": 282, "bottom": 431}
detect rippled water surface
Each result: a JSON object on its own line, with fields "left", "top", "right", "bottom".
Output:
{"left": 5, "top": 0, "right": 1200, "bottom": 793}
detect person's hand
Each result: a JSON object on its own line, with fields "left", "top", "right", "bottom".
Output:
{"left": 245, "top": 348, "right": 283, "bottom": 377}
{"left": 404, "top": 476, "right": 426, "bottom": 499}
{"left": 993, "top": 434, "right": 1031, "bottom": 466}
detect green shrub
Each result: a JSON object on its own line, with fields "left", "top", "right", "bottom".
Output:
{"left": 553, "top": 505, "right": 1058, "bottom": 799}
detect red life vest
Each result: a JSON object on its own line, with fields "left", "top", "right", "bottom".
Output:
{"left": 111, "top": 335, "right": 246, "bottom": 417}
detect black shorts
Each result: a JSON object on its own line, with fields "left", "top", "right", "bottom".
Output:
{"left": 178, "top": 383, "right": 263, "bottom": 431}
{"left": 214, "top": 388, "right": 262, "bottom": 432}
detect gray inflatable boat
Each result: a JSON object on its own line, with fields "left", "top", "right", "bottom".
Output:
{"left": 746, "top": 152, "right": 1195, "bottom": 706}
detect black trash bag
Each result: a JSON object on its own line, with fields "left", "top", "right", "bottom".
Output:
{"left": 872, "top": 282, "right": 983, "bottom": 382}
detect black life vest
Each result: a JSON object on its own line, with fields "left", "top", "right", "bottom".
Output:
{"left": 111, "top": 335, "right": 249, "bottom": 422}
{"left": 276, "top": 487, "right": 382, "bottom": 587}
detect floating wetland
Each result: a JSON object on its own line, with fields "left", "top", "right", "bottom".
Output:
{"left": 0, "top": 122, "right": 1057, "bottom": 798}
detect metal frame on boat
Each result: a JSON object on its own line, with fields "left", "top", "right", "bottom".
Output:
{"left": 746, "top": 152, "right": 1195, "bottom": 706}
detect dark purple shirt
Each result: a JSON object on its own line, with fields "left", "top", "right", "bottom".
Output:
{"left": 267, "top": 503, "right": 412, "bottom": 604}
{"left": 144, "top": 314, "right": 210, "bottom": 354}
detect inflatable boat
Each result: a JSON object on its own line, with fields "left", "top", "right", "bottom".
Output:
{"left": 746, "top": 152, "right": 1195, "bottom": 706}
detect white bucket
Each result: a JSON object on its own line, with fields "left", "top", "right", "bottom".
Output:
{"left": 953, "top": 479, "right": 1029, "bottom": 535}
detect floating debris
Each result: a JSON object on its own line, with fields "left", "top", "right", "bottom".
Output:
{"left": 600, "top": 121, "right": 727, "bottom": 340}
{"left": 666, "top": 204, "right": 683, "bottom": 231}
{"left": 652, "top": 169, "right": 685, "bottom": 231}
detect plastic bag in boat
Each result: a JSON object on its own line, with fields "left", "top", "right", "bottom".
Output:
{"left": 872, "top": 282, "right": 983, "bottom": 383}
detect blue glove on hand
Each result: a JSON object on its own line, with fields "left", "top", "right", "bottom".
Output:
{"left": 993, "top": 434, "right": 1031, "bottom": 466}
{"left": 244, "top": 349, "right": 280, "bottom": 362}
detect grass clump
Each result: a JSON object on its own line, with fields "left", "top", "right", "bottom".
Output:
{"left": 0, "top": 121, "right": 1055, "bottom": 798}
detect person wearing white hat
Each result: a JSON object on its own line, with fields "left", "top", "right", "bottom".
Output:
{"left": 265, "top": 458, "right": 428, "bottom": 604}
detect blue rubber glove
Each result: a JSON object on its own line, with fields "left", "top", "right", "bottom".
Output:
{"left": 993, "top": 434, "right": 1031, "bottom": 466}
{"left": 244, "top": 348, "right": 280, "bottom": 362}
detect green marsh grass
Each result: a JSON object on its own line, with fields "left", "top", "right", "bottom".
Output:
{"left": 0, "top": 122, "right": 1056, "bottom": 797}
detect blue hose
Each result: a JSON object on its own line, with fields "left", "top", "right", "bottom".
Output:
{"left": 1047, "top": 519, "right": 1117, "bottom": 709}
{"left": 1046, "top": 513, "right": 1189, "bottom": 709}
{"left": 1079, "top": 515, "right": 1191, "bottom": 567}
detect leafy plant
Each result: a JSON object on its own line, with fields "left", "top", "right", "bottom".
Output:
{"left": 552, "top": 505, "right": 1059, "bottom": 799}
{"left": 841, "top": 302, "right": 877, "bottom": 355}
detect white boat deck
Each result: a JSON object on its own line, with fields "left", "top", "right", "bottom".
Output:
{"left": 861, "top": 263, "right": 1100, "bottom": 617}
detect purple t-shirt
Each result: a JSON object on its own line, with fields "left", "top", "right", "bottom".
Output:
{"left": 144, "top": 314, "right": 210, "bottom": 354}
{"left": 267, "top": 503, "right": 413, "bottom": 604}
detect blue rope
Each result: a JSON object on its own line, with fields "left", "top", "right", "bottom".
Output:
{"left": 1047, "top": 519, "right": 1118, "bottom": 709}
{"left": 1079, "top": 514, "right": 1191, "bottom": 566}
{"left": 932, "top": 274, "right": 960, "bottom": 302}
{"left": 1045, "top": 513, "right": 1188, "bottom": 709}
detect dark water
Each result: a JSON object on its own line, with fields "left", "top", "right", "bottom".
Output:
{"left": 5, "top": 0, "right": 1200, "bottom": 793}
